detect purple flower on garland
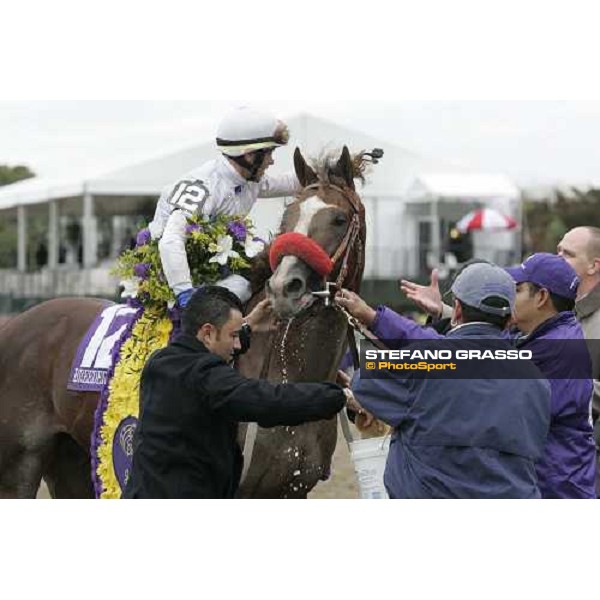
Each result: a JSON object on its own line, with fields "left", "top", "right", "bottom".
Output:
{"left": 133, "top": 263, "right": 151, "bottom": 279}
{"left": 219, "top": 265, "right": 232, "bottom": 278}
{"left": 126, "top": 296, "right": 143, "bottom": 309}
{"left": 185, "top": 223, "right": 202, "bottom": 235}
{"left": 136, "top": 228, "right": 151, "bottom": 247}
{"left": 228, "top": 221, "right": 247, "bottom": 241}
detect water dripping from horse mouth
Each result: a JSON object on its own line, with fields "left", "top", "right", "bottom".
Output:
{"left": 269, "top": 291, "right": 338, "bottom": 321}
{"left": 266, "top": 272, "right": 324, "bottom": 319}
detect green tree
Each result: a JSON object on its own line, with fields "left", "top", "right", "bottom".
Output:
{"left": 0, "top": 218, "right": 17, "bottom": 268}
{"left": 524, "top": 187, "right": 600, "bottom": 254}
{"left": 0, "top": 164, "right": 36, "bottom": 268}
{"left": 0, "top": 164, "right": 35, "bottom": 187}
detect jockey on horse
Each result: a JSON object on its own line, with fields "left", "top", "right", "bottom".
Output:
{"left": 147, "top": 106, "right": 300, "bottom": 308}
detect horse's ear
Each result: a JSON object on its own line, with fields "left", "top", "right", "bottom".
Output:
{"left": 335, "top": 146, "right": 355, "bottom": 190}
{"left": 294, "top": 147, "right": 318, "bottom": 187}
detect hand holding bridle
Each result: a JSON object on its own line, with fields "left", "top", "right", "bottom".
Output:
{"left": 334, "top": 288, "right": 377, "bottom": 327}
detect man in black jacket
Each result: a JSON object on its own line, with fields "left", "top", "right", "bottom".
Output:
{"left": 123, "top": 286, "right": 354, "bottom": 499}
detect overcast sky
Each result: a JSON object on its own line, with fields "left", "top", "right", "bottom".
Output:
{"left": 1, "top": 100, "right": 600, "bottom": 190}
{"left": 3, "top": 2, "right": 600, "bottom": 195}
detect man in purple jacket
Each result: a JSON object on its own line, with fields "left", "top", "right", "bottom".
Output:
{"left": 338, "top": 254, "right": 597, "bottom": 498}
{"left": 506, "top": 253, "right": 596, "bottom": 498}
{"left": 338, "top": 263, "right": 551, "bottom": 498}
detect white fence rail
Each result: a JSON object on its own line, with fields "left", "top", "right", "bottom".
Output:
{"left": 0, "top": 240, "right": 519, "bottom": 300}
{"left": 0, "top": 267, "right": 121, "bottom": 298}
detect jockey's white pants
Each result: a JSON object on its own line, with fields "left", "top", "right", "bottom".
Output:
{"left": 216, "top": 274, "right": 252, "bottom": 303}
{"left": 157, "top": 210, "right": 252, "bottom": 303}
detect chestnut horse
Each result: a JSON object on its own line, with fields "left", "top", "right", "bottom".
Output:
{"left": 0, "top": 146, "right": 370, "bottom": 498}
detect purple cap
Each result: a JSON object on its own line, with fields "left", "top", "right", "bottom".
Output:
{"left": 506, "top": 253, "right": 579, "bottom": 300}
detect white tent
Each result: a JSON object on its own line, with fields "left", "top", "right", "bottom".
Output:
{"left": 0, "top": 112, "right": 446, "bottom": 207}
{"left": 406, "top": 172, "right": 520, "bottom": 201}
{"left": 0, "top": 112, "right": 520, "bottom": 284}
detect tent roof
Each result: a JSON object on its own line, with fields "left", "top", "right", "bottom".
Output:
{"left": 406, "top": 172, "right": 520, "bottom": 201}
{"left": 0, "top": 112, "right": 517, "bottom": 211}
{"left": 0, "top": 176, "right": 86, "bottom": 209}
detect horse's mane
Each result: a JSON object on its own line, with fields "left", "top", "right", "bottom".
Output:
{"left": 310, "top": 149, "right": 373, "bottom": 186}
{"left": 248, "top": 248, "right": 273, "bottom": 296}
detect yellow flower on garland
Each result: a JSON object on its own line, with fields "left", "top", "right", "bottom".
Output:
{"left": 95, "top": 310, "right": 173, "bottom": 499}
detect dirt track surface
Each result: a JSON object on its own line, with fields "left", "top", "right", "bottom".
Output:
{"left": 308, "top": 422, "right": 360, "bottom": 499}
{"left": 37, "top": 422, "right": 360, "bottom": 499}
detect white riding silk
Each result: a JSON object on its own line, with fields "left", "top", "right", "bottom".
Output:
{"left": 148, "top": 153, "right": 299, "bottom": 301}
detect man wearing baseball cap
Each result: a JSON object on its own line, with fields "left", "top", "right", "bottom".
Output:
{"left": 337, "top": 262, "right": 552, "bottom": 498}
{"left": 506, "top": 252, "right": 579, "bottom": 331}
{"left": 506, "top": 253, "right": 597, "bottom": 498}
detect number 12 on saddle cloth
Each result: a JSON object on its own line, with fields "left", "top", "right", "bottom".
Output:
{"left": 69, "top": 304, "right": 173, "bottom": 499}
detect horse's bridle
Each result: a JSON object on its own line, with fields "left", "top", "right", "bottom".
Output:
{"left": 306, "top": 184, "right": 393, "bottom": 369}
{"left": 300, "top": 182, "right": 390, "bottom": 369}
{"left": 301, "top": 182, "right": 364, "bottom": 290}
{"left": 260, "top": 182, "right": 365, "bottom": 380}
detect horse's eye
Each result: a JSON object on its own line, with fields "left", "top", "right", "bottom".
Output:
{"left": 333, "top": 214, "right": 347, "bottom": 226}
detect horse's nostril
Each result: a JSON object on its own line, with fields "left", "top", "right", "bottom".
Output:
{"left": 284, "top": 278, "right": 304, "bottom": 297}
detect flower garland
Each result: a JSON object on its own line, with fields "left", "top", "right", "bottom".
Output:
{"left": 94, "top": 213, "right": 265, "bottom": 497}
{"left": 93, "top": 309, "right": 173, "bottom": 499}
{"left": 113, "top": 214, "right": 265, "bottom": 314}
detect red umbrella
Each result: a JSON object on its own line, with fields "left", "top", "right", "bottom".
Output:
{"left": 456, "top": 208, "right": 517, "bottom": 233}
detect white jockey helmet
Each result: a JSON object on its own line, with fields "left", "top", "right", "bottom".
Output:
{"left": 216, "top": 107, "right": 289, "bottom": 157}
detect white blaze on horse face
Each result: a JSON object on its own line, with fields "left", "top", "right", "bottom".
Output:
{"left": 276, "top": 195, "right": 328, "bottom": 275}
{"left": 276, "top": 255, "right": 300, "bottom": 278}
{"left": 295, "top": 195, "right": 328, "bottom": 235}
{"left": 272, "top": 195, "right": 328, "bottom": 284}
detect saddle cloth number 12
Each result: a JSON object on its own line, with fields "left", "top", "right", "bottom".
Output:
{"left": 80, "top": 305, "right": 139, "bottom": 370}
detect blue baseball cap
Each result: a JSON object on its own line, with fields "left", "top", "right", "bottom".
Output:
{"left": 506, "top": 253, "right": 579, "bottom": 300}
{"left": 451, "top": 262, "right": 516, "bottom": 317}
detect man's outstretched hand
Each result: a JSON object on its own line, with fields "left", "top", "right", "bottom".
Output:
{"left": 400, "top": 269, "right": 443, "bottom": 318}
